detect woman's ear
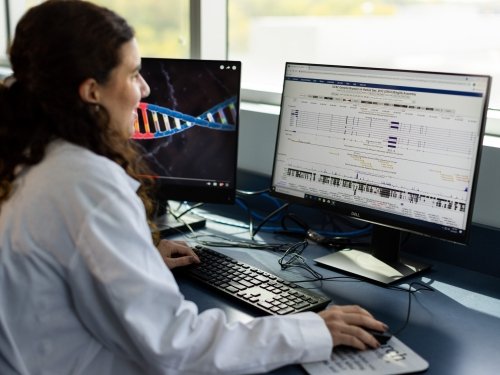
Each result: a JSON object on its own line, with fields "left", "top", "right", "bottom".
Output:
{"left": 78, "top": 78, "right": 100, "bottom": 104}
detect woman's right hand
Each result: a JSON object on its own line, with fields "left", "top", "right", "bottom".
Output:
{"left": 318, "top": 304, "right": 388, "bottom": 350}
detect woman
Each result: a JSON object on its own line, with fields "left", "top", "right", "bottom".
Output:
{"left": 0, "top": 1, "right": 388, "bottom": 374}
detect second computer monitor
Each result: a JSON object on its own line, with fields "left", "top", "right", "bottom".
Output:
{"left": 271, "top": 62, "right": 490, "bottom": 283}
{"left": 132, "top": 58, "right": 241, "bottom": 204}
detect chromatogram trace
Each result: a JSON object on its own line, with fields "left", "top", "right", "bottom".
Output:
{"left": 132, "top": 96, "right": 237, "bottom": 140}
{"left": 284, "top": 166, "right": 467, "bottom": 213}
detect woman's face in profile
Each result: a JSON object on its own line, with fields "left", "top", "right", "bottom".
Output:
{"left": 97, "top": 38, "right": 150, "bottom": 137}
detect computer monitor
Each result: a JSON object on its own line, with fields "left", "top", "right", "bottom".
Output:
{"left": 132, "top": 58, "right": 241, "bottom": 233}
{"left": 270, "top": 62, "right": 491, "bottom": 284}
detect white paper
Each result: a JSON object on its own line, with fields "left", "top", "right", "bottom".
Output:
{"left": 302, "top": 337, "right": 429, "bottom": 375}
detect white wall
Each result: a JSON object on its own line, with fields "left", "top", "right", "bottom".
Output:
{"left": 472, "top": 137, "right": 500, "bottom": 228}
{"left": 238, "top": 104, "right": 500, "bottom": 229}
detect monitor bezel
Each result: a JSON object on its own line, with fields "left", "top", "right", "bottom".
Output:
{"left": 270, "top": 62, "right": 491, "bottom": 245}
{"left": 135, "top": 57, "right": 242, "bottom": 205}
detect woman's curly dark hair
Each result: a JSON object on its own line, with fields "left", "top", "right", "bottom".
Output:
{"left": 0, "top": 0, "right": 158, "bottom": 241}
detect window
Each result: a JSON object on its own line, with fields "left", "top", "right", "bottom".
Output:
{"left": 3, "top": 0, "right": 500, "bottom": 133}
{"left": 0, "top": 1, "right": 39, "bottom": 65}
{"left": 0, "top": 2, "right": 6, "bottom": 66}
{"left": 228, "top": 0, "right": 500, "bottom": 110}
{"left": 91, "top": 1, "right": 190, "bottom": 58}
{"left": 0, "top": 0, "right": 191, "bottom": 65}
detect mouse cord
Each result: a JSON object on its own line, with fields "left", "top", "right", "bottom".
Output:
{"left": 389, "top": 281, "right": 434, "bottom": 336}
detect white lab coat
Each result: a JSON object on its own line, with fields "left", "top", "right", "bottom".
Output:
{"left": 0, "top": 140, "right": 332, "bottom": 375}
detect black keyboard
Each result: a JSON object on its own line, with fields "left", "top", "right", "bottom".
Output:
{"left": 181, "top": 246, "right": 331, "bottom": 316}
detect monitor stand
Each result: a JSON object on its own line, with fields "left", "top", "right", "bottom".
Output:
{"left": 154, "top": 202, "right": 206, "bottom": 237}
{"left": 314, "top": 225, "right": 430, "bottom": 285}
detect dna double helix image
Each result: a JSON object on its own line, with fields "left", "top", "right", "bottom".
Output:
{"left": 131, "top": 58, "right": 240, "bottom": 182}
{"left": 132, "top": 96, "right": 238, "bottom": 140}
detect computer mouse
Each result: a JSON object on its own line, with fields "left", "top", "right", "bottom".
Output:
{"left": 365, "top": 328, "right": 392, "bottom": 345}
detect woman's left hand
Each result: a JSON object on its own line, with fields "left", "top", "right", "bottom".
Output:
{"left": 157, "top": 239, "right": 200, "bottom": 269}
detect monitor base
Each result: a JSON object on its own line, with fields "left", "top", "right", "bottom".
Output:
{"left": 314, "top": 248, "right": 430, "bottom": 285}
{"left": 155, "top": 211, "right": 206, "bottom": 237}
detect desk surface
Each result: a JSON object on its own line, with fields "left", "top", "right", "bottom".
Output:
{"left": 172, "top": 219, "right": 500, "bottom": 375}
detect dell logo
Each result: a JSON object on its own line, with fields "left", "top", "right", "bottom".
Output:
{"left": 351, "top": 211, "right": 360, "bottom": 218}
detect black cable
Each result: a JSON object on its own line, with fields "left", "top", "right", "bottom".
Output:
{"left": 188, "top": 233, "right": 299, "bottom": 252}
{"left": 290, "top": 275, "right": 362, "bottom": 284}
{"left": 388, "top": 281, "right": 434, "bottom": 336}
{"left": 235, "top": 191, "right": 288, "bottom": 237}
{"left": 174, "top": 202, "right": 205, "bottom": 219}
{"left": 290, "top": 275, "right": 434, "bottom": 336}
{"left": 251, "top": 202, "right": 290, "bottom": 239}
{"left": 277, "top": 240, "right": 339, "bottom": 281}
{"left": 277, "top": 211, "right": 371, "bottom": 247}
